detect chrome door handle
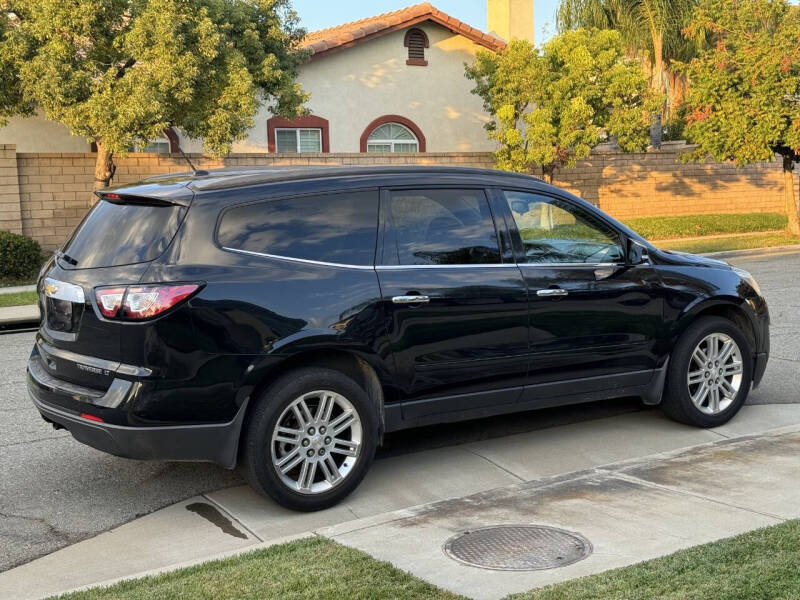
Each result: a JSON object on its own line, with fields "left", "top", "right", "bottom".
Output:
{"left": 392, "top": 295, "right": 430, "bottom": 304}
{"left": 537, "top": 289, "right": 569, "bottom": 297}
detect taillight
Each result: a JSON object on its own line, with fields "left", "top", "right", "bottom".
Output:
{"left": 96, "top": 288, "right": 125, "bottom": 318}
{"left": 94, "top": 283, "right": 200, "bottom": 320}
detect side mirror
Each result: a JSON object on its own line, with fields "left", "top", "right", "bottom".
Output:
{"left": 627, "top": 239, "right": 651, "bottom": 266}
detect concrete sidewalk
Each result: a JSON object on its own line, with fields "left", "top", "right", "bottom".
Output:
{"left": 2, "top": 403, "right": 799, "bottom": 600}
{"left": 0, "top": 304, "right": 38, "bottom": 325}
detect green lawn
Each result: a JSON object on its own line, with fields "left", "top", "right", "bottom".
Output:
{"left": 511, "top": 520, "right": 800, "bottom": 600}
{"left": 624, "top": 212, "right": 787, "bottom": 240}
{"left": 52, "top": 521, "right": 800, "bottom": 600}
{"left": 0, "top": 290, "right": 38, "bottom": 307}
{"left": 51, "top": 536, "right": 464, "bottom": 600}
{"left": 657, "top": 232, "right": 800, "bottom": 254}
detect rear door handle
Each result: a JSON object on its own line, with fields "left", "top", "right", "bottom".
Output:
{"left": 392, "top": 295, "right": 430, "bottom": 304}
{"left": 537, "top": 289, "right": 569, "bottom": 298}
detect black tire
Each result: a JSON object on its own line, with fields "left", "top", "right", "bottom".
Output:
{"left": 241, "top": 367, "right": 378, "bottom": 511}
{"left": 661, "top": 316, "right": 753, "bottom": 427}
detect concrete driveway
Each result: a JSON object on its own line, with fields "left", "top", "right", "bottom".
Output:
{"left": 1, "top": 252, "right": 798, "bottom": 575}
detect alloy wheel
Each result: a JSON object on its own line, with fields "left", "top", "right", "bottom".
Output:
{"left": 686, "top": 333, "right": 743, "bottom": 415}
{"left": 270, "top": 390, "right": 362, "bottom": 495}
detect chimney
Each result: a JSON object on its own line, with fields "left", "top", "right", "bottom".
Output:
{"left": 488, "top": 0, "right": 534, "bottom": 44}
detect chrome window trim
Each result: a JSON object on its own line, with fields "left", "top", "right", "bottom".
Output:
{"left": 376, "top": 263, "right": 517, "bottom": 270}
{"left": 43, "top": 277, "right": 85, "bottom": 303}
{"left": 518, "top": 262, "right": 625, "bottom": 268}
{"left": 223, "top": 247, "right": 624, "bottom": 271}
{"left": 222, "top": 247, "right": 375, "bottom": 270}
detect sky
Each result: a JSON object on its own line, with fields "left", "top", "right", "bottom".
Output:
{"left": 291, "top": 0, "right": 561, "bottom": 45}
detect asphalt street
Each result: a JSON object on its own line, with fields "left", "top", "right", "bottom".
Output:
{"left": 1, "top": 252, "right": 798, "bottom": 572}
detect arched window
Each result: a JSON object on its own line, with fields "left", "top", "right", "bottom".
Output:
{"left": 404, "top": 28, "right": 429, "bottom": 66}
{"left": 360, "top": 115, "right": 426, "bottom": 153}
{"left": 366, "top": 123, "right": 419, "bottom": 153}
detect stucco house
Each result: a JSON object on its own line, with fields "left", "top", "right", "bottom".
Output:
{"left": 0, "top": 0, "right": 534, "bottom": 155}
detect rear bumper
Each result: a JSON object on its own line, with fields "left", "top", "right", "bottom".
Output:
{"left": 28, "top": 355, "right": 246, "bottom": 468}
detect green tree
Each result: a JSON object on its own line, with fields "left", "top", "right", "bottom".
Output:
{"left": 557, "top": 0, "right": 700, "bottom": 121}
{"left": 682, "top": 0, "right": 800, "bottom": 234}
{"left": 465, "top": 28, "right": 660, "bottom": 182}
{"left": 0, "top": 0, "right": 308, "bottom": 189}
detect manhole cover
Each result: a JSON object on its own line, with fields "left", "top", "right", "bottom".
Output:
{"left": 443, "top": 525, "right": 592, "bottom": 571}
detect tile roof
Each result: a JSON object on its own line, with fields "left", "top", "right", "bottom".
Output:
{"left": 300, "top": 2, "right": 506, "bottom": 58}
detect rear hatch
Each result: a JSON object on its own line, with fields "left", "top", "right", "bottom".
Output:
{"left": 38, "top": 183, "right": 192, "bottom": 388}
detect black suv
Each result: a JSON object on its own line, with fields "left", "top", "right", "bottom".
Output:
{"left": 28, "top": 166, "right": 769, "bottom": 511}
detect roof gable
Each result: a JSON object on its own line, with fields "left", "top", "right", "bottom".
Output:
{"left": 300, "top": 2, "right": 506, "bottom": 59}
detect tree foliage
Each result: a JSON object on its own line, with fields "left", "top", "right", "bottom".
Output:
{"left": 557, "top": 0, "right": 701, "bottom": 121}
{"left": 682, "top": 0, "right": 800, "bottom": 232}
{"left": 683, "top": 0, "right": 800, "bottom": 164}
{"left": 0, "top": 0, "right": 308, "bottom": 186}
{"left": 466, "top": 29, "right": 661, "bottom": 180}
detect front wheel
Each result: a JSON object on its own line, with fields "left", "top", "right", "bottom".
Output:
{"left": 661, "top": 316, "right": 753, "bottom": 428}
{"left": 242, "top": 367, "right": 378, "bottom": 511}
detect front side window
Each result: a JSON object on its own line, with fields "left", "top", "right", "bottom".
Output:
{"left": 386, "top": 189, "right": 501, "bottom": 265}
{"left": 275, "top": 128, "right": 322, "bottom": 153}
{"left": 504, "top": 191, "right": 624, "bottom": 264}
{"left": 218, "top": 191, "right": 378, "bottom": 266}
{"left": 366, "top": 123, "right": 419, "bottom": 153}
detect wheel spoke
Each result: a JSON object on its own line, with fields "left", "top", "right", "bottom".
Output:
{"left": 316, "top": 393, "right": 335, "bottom": 423}
{"left": 707, "top": 335, "right": 719, "bottom": 360}
{"left": 319, "top": 455, "right": 341, "bottom": 484}
{"left": 692, "top": 346, "right": 709, "bottom": 367}
{"left": 688, "top": 369, "right": 706, "bottom": 385}
{"left": 718, "top": 340, "right": 735, "bottom": 364}
{"left": 723, "top": 362, "right": 743, "bottom": 376}
{"left": 274, "top": 427, "right": 301, "bottom": 445}
{"left": 330, "top": 410, "right": 355, "bottom": 435}
{"left": 691, "top": 381, "right": 710, "bottom": 405}
{"left": 292, "top": 399, "right": 314, "bottom": 428}
{"left": 720, "top": 378, "right": 737, "bottom": 399}
{"left": 709, "top": 386, "right": 720, "bottom": 413}
{"left": 298, "top": 460, "right": 316, "bottom": 491}
{"left": 278, "top": 450, "right": 304, "bottom": 474}
{"left": 331, "top": 437, "right": 360, "bottom": 457}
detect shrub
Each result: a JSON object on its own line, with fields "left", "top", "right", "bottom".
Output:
{"left": 0, "top": 231, "right": 44, "bottom": 281}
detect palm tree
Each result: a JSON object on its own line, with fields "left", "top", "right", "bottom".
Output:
{"left": 557, "top": 0, "right": 700, "bottom": 120}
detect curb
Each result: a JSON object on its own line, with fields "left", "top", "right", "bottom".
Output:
{"left": 701, "top": 244, "right": 800, "bottom": 260}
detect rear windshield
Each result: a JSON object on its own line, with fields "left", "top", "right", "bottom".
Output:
{"left": 60, "top": 199, "right": 186, "bottom": 269}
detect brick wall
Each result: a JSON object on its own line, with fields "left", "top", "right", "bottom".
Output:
{"left": 2, "top": 143, "right": 790, "bottom": 251}
{"left": 0, "top": 145, "right": 22, "bottom": 234}
{"left": 552, "top": 142, "right": 785, "bottom": 220}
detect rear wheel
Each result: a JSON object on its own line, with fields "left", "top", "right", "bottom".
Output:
{"left": 661, "top": 316, "right": 752, "bottom": 427}
{"left": 242, "top": 367, "right": 378, "bottom": 511}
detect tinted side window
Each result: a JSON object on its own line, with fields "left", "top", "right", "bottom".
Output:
{"left": 218, "top": 191, "right": 378, "bottom": 266}
{"left": 386, "top": 189, "right": 501, "bottom": 265}
{"left": 504, "top": 191, "right": 624, "bottom": 264}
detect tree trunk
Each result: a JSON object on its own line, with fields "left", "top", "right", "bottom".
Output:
{"left": 666, "top": 70, "right": 687, "bottom": 122}
{"left": 783, "top": 155, "right": 800, "bottom": 235}
{"left": 651, "top": 32, "right": 666, "bottom": 95}
{"left": 94, "top": 142, "right": 115, "bottom": 190}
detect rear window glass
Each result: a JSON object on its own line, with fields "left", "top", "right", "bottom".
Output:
{"left": 61, "top": 199, "right": 186, "bottom": 269}
{"left": 217, "top": 191, "right": 378, "bottom": 266}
